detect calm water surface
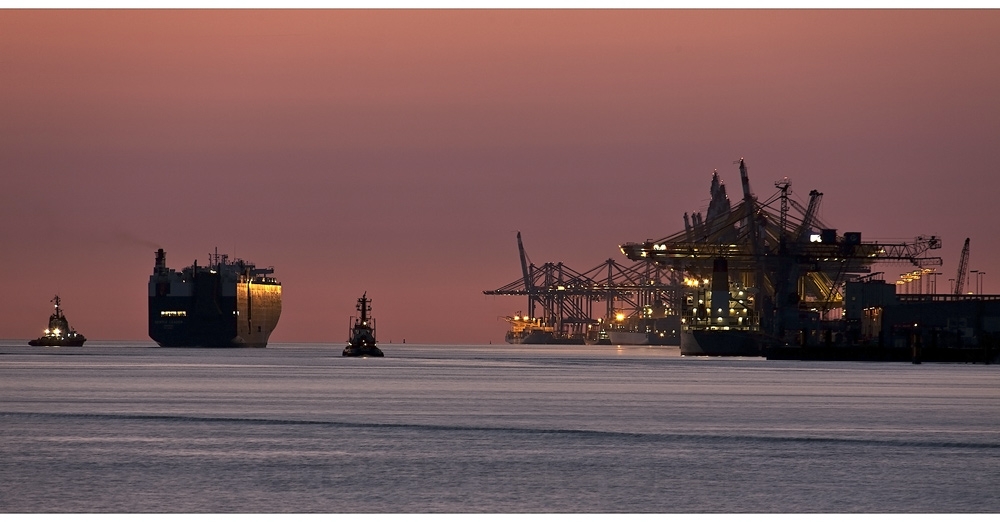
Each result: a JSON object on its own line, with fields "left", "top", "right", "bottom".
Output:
{"left": 1, "top": 340, "right": 998, "bottom": 512}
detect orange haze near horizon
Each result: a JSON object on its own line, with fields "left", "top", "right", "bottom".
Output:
{"left": 2, "top": 10, "right": 999, "bottom": 344}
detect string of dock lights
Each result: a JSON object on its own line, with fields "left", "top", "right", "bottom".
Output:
{"left": 896, "top": 268, "right": 934, "bottom": 285}
{"left": 896, "top": 267, "right": 943, "bottom": 293}
{"left": 899, "top": 268, "right": 987, "bottom": 294}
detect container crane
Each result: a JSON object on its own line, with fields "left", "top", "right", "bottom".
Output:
{"left": 516, "top": 231, "right": 534, "bottom": 319}
{"left": 954, "top": 238, "right": 970, "bottom": 295}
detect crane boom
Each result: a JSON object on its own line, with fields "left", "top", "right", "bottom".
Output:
{"left": 516, "top": 232, "right": 535, "bottom": 318}
{"left": 796, "top": 190, "right": 824, "bottom": 241}
{"left": 954, "top": 237, "right": 970, "bottom": 295}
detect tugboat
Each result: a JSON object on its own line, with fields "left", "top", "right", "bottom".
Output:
{"left": 29, "top": 295, "right": 87, "bottom": 347}
{"left": 343, "top": 293, "right": 383, "bottom": 357}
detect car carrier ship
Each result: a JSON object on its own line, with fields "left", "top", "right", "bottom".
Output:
{"left": 148, "top": 248, "right": 282, "bottom": 347}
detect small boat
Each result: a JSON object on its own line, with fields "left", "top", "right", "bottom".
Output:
{"left": 343, "top": 293, "right": 383, "bottom": 357}
{"left": 29, "top": 295, "right": 87, "bottom": 347}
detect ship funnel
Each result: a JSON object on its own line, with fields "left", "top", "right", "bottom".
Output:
{"left": 155, "top": 249, "right": 166, "bottom": 274}
{"left": 711, "top": 257, "right": 730, "bottom": 321}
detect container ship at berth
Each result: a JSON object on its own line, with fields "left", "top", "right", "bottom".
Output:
{"left": 620, "top": 159, "right": 999, "bottom": 362}
{"left": 149, "top": 248, "right": 282, "bottom": 347}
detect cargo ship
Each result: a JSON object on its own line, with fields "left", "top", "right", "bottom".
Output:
{"left": 591, "top": 301, "right": 681, "bottom": 346}
{"left": 620, "top": 159, "right": 1000, "bottom": 362}
{"left": 28, "top": 295, "right": 86, "bottom": 347}
{"left": 148, "top": 248, "right": 281, "bottom": 347}
{"left": 503, "top": 312, "right": 585, "bottom": 344}
{"left": 504, "top": 313, "right": 555, "bottom": 344}
{"left": 677, "top": 257, "right": 769, "bottom": 356}
{"left": 608, "top": 317, "right": 680, "bottom": 346}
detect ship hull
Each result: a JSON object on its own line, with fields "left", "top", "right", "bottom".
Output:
{"left": 606, "top": 317, "right": 681, "bottom": 346}
{"left": 680, "top": 329, "right": 766, "bottom": 357}
{"left": 28, "top": 337, "right": 86, "bottom": 347}
{"left": 608, "top": 331, "right": 680, "bottom": 346}
{"left": 506, "top": 329, "right": 585, "bottom": 345}
{"left": 608, "top": 331, "right": 649, "bottom": 345}
{"left": 506, "top": 329, "right": 553, "bottom": 344}
{"left": 343, "top": 345, "right": 384, "bottom": 357}
{"left": 149, "top": 278, "right": 282, "bottom": 348}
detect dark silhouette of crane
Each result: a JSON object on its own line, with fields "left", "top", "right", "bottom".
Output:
{"left": 954, "top": 238, "right": 970, "bottom": 295}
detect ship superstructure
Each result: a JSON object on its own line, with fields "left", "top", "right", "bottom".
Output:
{"left": 343, "top": 293, "right": 384, "bottom": 357}
{"left": 503, "top": 312, "right": 558, "bottom": 344}
{"left": 149, "top": 248, "right": 282, "bottom": 347}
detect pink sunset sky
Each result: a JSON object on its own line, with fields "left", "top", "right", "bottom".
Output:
{"left": 2, "top": 10, "right": 999, "bottom": 344}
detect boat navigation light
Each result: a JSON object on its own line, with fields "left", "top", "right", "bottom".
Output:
{"left": 44, "top": 329, "right": 50, "bottom": 334}
{"left": 53, "top": 328, "right": 61, "bottom": 335}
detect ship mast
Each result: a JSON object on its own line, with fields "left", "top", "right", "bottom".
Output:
{"left": 357, "top": 292, "right": 370, "bottom": 324}
{"left": 51, "top": 295, "right": 63, "bottom": 319}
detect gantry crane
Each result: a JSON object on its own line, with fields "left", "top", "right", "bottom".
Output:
{"left": 954, "top": 238, "right": 970, "bottom": 295}
{"left": 619, "top": 159, "right": 942, "bottom": 339}
{"left": 486, "top": 233, "right": 680, "bottom": 341}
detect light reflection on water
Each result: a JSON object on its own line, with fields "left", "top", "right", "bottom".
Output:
{"left": 1, "top": 341, "right": 998, "bottom": 512}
